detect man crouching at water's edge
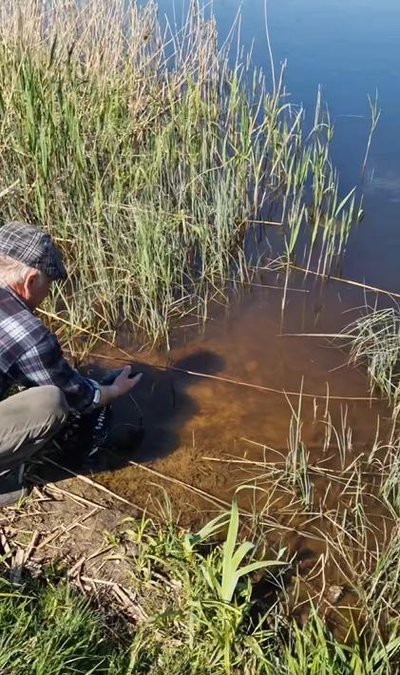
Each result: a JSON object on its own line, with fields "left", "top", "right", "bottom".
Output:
{"left": 0, "top": 221, "right": 141, "bottom": 505}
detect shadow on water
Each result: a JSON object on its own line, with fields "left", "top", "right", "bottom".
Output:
{"left": 31, "top": 349, "right": 225, "bottom": 488}
{"left": 112, "top": 349, "right": 225, "bottom": 464}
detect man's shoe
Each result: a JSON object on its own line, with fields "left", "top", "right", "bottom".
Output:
{"left": 51, "top": 407, "right": 114, "bottom": 472}
{"left": 0, "top": 467, "right": 27, "bottom": 507}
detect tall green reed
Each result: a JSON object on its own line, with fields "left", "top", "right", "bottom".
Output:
{"left": 0, "top": 0, "right": 360, "bottom": 345}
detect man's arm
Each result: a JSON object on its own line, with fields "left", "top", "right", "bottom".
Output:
{"left": 13, "top": 332, "right": 139, "bottom": 412}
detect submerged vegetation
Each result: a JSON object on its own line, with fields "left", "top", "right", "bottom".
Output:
{"left": 344, "top": 307, "right": 400, "bottom": 407}
{"left": 0, "top": 0, "right": 361, "bottom": 344}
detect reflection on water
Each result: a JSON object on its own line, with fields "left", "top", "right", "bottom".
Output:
{"left": 365, "top": 169, "right": 400, "bottom": 202}
{"left": 151, "top": 0, "right": 400, "bottom": 289}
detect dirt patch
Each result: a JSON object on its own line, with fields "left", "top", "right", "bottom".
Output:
{"left": 0, "top": 476, "right": 149, "bottom": 624}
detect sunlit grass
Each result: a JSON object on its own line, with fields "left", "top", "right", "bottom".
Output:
{"left": 0, "top": 575, "right": 128, "bottom": 674}
{"left": 344, "top": 307, "right": 400, "bottom": 406}
{"left": 0, "top": 0, "right": 360, "bottom": 346}
{"left": 2, "top": 461, "right": 400, "bottom": 673}
{"left": 117, "top": 497, "right": 400, "bottom": 673}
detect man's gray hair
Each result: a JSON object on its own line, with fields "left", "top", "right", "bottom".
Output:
{"left": 0, "top": 252, "right": 38, "bottom": 286}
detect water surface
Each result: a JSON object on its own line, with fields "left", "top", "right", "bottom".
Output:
{"left": 94, "top": 1, "right": 399, "bottom": 532}
{"left": 155, "top": 0, "right": 400, "bottom": 287}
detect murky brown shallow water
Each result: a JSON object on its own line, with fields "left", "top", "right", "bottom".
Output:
{"left": 89, "top": 269, "right": 392, "bottom": 532}
{"left": 48, "top": 266, "right": 393, "bottom": 633}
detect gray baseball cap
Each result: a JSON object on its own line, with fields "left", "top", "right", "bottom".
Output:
{"left": 0, "top": 221, "right": 67, "bottom": 281}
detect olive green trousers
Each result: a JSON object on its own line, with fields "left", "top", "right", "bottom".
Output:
{"left": 0, "top": 386, "right": 69, "bottom": 470}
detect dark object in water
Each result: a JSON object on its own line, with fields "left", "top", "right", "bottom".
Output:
{"left": 100, "top": 365, "right": 142, "bottom": 385}
{"left": 81, "top": 405, "right": 114, "bottom": 468}
{"left": 56, "top": 406, "right": 114, "bottom": 472}
{"left": 55, "top": 366, "right": 144, "bottom": 471}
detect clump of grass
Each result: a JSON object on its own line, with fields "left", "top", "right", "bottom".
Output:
{"left": 344, "top": 307, "right": 400, "bottom": 405}
{"left": 119, "top": 498, "right": 400, "bottom": 673}
{"left": 364, "top": 523, "right": 400, "bottom": 632}
{"left": 0, "top": 0, "right": 359, "bottom": 346}
{"left": 284, "top": 608, "right": 399, "bottom": 675}
{"left": 122, "top": 499, "right": 286, "bottom": 673}
{"left": 284, "top": 392, "right": 314, "bottom": 510}
{"left": 0, "top": 574, "right": 128, "bottom": 674}
{"left": 232, "top": 392, "right": 400, "bottom": 665}
{"left": 2, "top": 494, "right": 400, "bottom": 673}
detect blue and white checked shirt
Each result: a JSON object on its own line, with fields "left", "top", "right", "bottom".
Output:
{"left": 0, "top": 286, "right": 95, "bottom": 412}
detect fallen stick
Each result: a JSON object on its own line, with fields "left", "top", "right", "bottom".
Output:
{"left": 90, "top": 352, "right": 379, "bottom": 402}
{"left": 143, "top": 366, "right": 378, "bottom": 401}
{"left": 44, "top": 457, "right": 145, "bottom": 512}
{"left": 80, "top": 575, "right": 117, "bottom": 588}
{"left": 68, "top": 557, "right": 86, "bottom": 578}
{"left": 24, "top": 530, "right": 40, "bottom": 564}
{"left": 35, "top": 527, "right": 63, "bottom": 552}
{"left": 126, "top": 461, "right": 325, "bottom": 540}
{"left": 45, "top": 484, "right": 105, "bottom": 510}
{"left": 223, "top": 277, "right": 309, "bottom": 293}
{"left": 128, "top": 460, "right": 231, "bottom": 510}
{"left": 284, "top": 262, "right": 400, "bottom": 300}
{"left": 247, "top": 218, "right": 283, "bottom": 226}
{"left": 63, "top": 507, "right": 100, "bottom": 535}
{"left": 280, "top": 333, "right": 350, "bottom": 339}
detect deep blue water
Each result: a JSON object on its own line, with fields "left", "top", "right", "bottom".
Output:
{"left": 154, "top": 0, "right": 400, "bottom": 289}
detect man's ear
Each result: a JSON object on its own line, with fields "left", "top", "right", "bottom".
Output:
{"left": 25, "top": 268, "right": 39, "bottom": 290}
{"left": 22, "top": 269, "right": 42, "bottom": 305}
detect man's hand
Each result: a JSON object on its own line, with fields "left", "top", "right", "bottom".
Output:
{"left": 111, "top": 366, "right": 142, "bottom": 398}
{"left": 99, "top": 367, "right": 142, "bottom": 407}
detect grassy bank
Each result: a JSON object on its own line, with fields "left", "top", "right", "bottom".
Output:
{"left": 0, "top": 575, "right": 129, "bottom": 673}
{"left": 0, "top": 0, "right": 360, "bottom": 345}
{"left": 1, "top": 492, "right": 399, "bottom": 674}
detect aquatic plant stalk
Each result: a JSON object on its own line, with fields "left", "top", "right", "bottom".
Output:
{"left": 0, "top": 0, "right": 359, "bottom": 345}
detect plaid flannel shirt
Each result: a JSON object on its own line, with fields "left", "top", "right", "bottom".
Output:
{"left": 0, "top": 286, "right": 95, "bottom": 412}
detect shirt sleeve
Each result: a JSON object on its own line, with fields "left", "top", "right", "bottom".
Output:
{"left": 13, "top": 331, "right": 96, "bottom": 413}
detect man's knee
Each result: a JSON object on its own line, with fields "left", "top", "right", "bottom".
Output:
{"left": 35, "top": 386, "right": 69, "bottom": 430}
{"left": 0, "top": 385, "right": 70, "bottom": 464}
